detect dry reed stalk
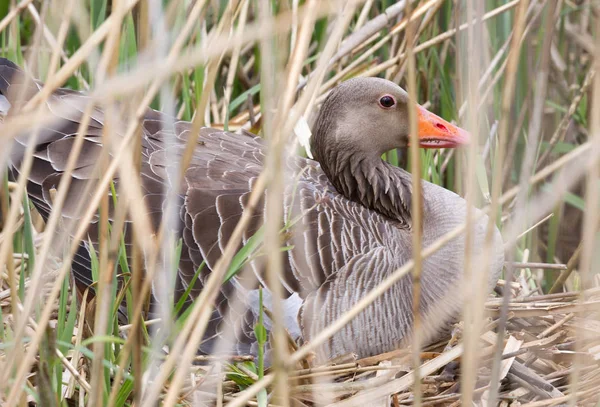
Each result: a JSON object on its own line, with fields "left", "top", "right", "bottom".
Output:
{"left": 156, "top": 3, "right": 359, "bottom": 405}
{"left": 515, "top": 1, "right": 559, "bottom": 210}
{"left": 88, "top": 1, "right": 340, "bottom": 104}
{"left": 2, "top": 6, "right": 168, "bottom": 389}
{"left": 24, "top": 0, "right": 142, "bottom": 111}
{"left": 0, "top": 4, "right": 81, "bottom": 397}
{"left": 320, "top": 0, "right": 441, "bottom": 94}
{"left": 156, "top": 2, "right": 229, "bottom": 404}
{"left": 131, "top": 3, "right": 241, "bottom": 404}
{"left": 88, "top": 0, "right": 124, "bottom": 404}
{"left": 222, "top": 0, "right": 250, "bottom": 121}
{"left": 388, "top": 0, "right": 445, "bottom": 84}
{"left": 258, "top": 0, "right": 291, "bottom": 404}
{"left": 458, "top": 1, "right": 487, "bottom": 405}
{"left": 346, "top": 0, "right": 521, "bottom": 88}
{"left": 548, "top": 239, "right": 587, "bottom": 295}
{"left": 26, "top": 1, "right": 89, "bottom": 89}
{"left": 226, "top": 3, "right": 374, "bottom": 404}
{"left": 511, "top": 262, "right": 568, "bottom": 270}
{"left": 354, "top": 0, "right": 375, "bottom": 32}
{"left": 104, "top": 2, "right": 220, "bottom": 401}
{"left": 455, "top": 0, "right": 544, "bottom": 122}
{"left": 17, "top": 303, "right": 93, "bottom": 393}
{"left": 515, "top": 212, "right": 554, "bottom": 240}
{"left": 142, "top": 176, "right": 271, "bottom": 404}
{"left": 0, "top": 0, "right": 35, "bottom": 34}
{"left": 259, "top": 0, "right": 320, "bottom": 405}
{"left": 4, "top": 50, "right": 158, "bottom": 407}
{"left": 484, "top": 0, "right": 531, "bottom": 404}
{"left": 403, "top": 0, "right": 424, "bottom": 404}
{"left": 569, "top": 17, "right": 600, "bottom": 405}
{"left": 537, "top": 67, "right": 596, "bottom": 167}
{"left": 128, "top": 3, "right": 150, "bottom": 404}
{"left": 331, "top": 0, "right": 411, "bottom": 65}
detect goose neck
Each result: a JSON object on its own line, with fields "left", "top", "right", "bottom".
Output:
{"left": 316, "top": 145, "right": 414, "bottom": 228}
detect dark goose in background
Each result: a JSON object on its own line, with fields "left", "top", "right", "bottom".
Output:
{"left": 0, "top": 58, "right": 504, "bottom": 360}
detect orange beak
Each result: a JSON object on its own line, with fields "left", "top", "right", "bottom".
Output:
{"left": 416, "top": 105, "right": 470, "bottom": 148}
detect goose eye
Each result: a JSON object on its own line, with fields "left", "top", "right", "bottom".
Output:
{"left": 379, "top": 95, "right": 396, "bottom": 108}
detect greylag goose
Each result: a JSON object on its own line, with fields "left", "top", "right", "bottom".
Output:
{"left": 0, "top": 58, "right": 504, "bottom": 360}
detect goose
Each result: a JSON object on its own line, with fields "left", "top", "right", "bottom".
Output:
{"left": 0, "top": 58, "right": 504, "bottom": 361}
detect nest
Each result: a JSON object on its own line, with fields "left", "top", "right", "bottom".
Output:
{"left": 189, "top": 280, "right": 600, "bottom": 407}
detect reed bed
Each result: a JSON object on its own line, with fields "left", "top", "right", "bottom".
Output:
{"left": 0, "top": 0, "right": 599, "bottom": 406}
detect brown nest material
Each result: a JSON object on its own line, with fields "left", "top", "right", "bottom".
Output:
{"left": 202, "top": 283, "right": 600, "bottom": 407}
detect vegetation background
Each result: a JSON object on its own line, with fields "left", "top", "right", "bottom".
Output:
{"left": 0, "top": 0, "right": 599, "bottom": 406}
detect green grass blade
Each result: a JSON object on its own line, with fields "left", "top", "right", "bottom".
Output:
{"left": 223, "top": 226, "right": 265, "bottom": 283}
{"left": 228, "top": 83, "right": 261, "bottom": 114}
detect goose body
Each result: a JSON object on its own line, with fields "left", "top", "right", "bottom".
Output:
{"left": 0, "top": 59, "right": 504, "bottom": 360}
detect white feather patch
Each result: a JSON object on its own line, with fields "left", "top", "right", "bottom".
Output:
{"left": 294, "top": 114, "right": 313, "bottom": 159}
{"left": 0, "top": 94, "right": 11, "bottom": 115}
{"left": 247, "top": 288, "right": 303, "bottom": 341}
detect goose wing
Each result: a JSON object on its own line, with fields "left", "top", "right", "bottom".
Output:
{"left": 149, "top": 122, "right": 405, "bottom": 356}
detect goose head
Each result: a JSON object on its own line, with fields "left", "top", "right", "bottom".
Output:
{"left": 311, "top": 77, "right": 470, "bottom": 224}
{"left": 312, "top": 77, "right": 469, "bottom": 161}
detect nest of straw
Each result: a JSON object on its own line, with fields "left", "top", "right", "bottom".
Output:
{"left": 173, "top": 280, "right": 600, "bottom": 407}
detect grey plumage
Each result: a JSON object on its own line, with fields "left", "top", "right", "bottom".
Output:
{"left": 0, "top": 59, "right": 504, "bottom": 361}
